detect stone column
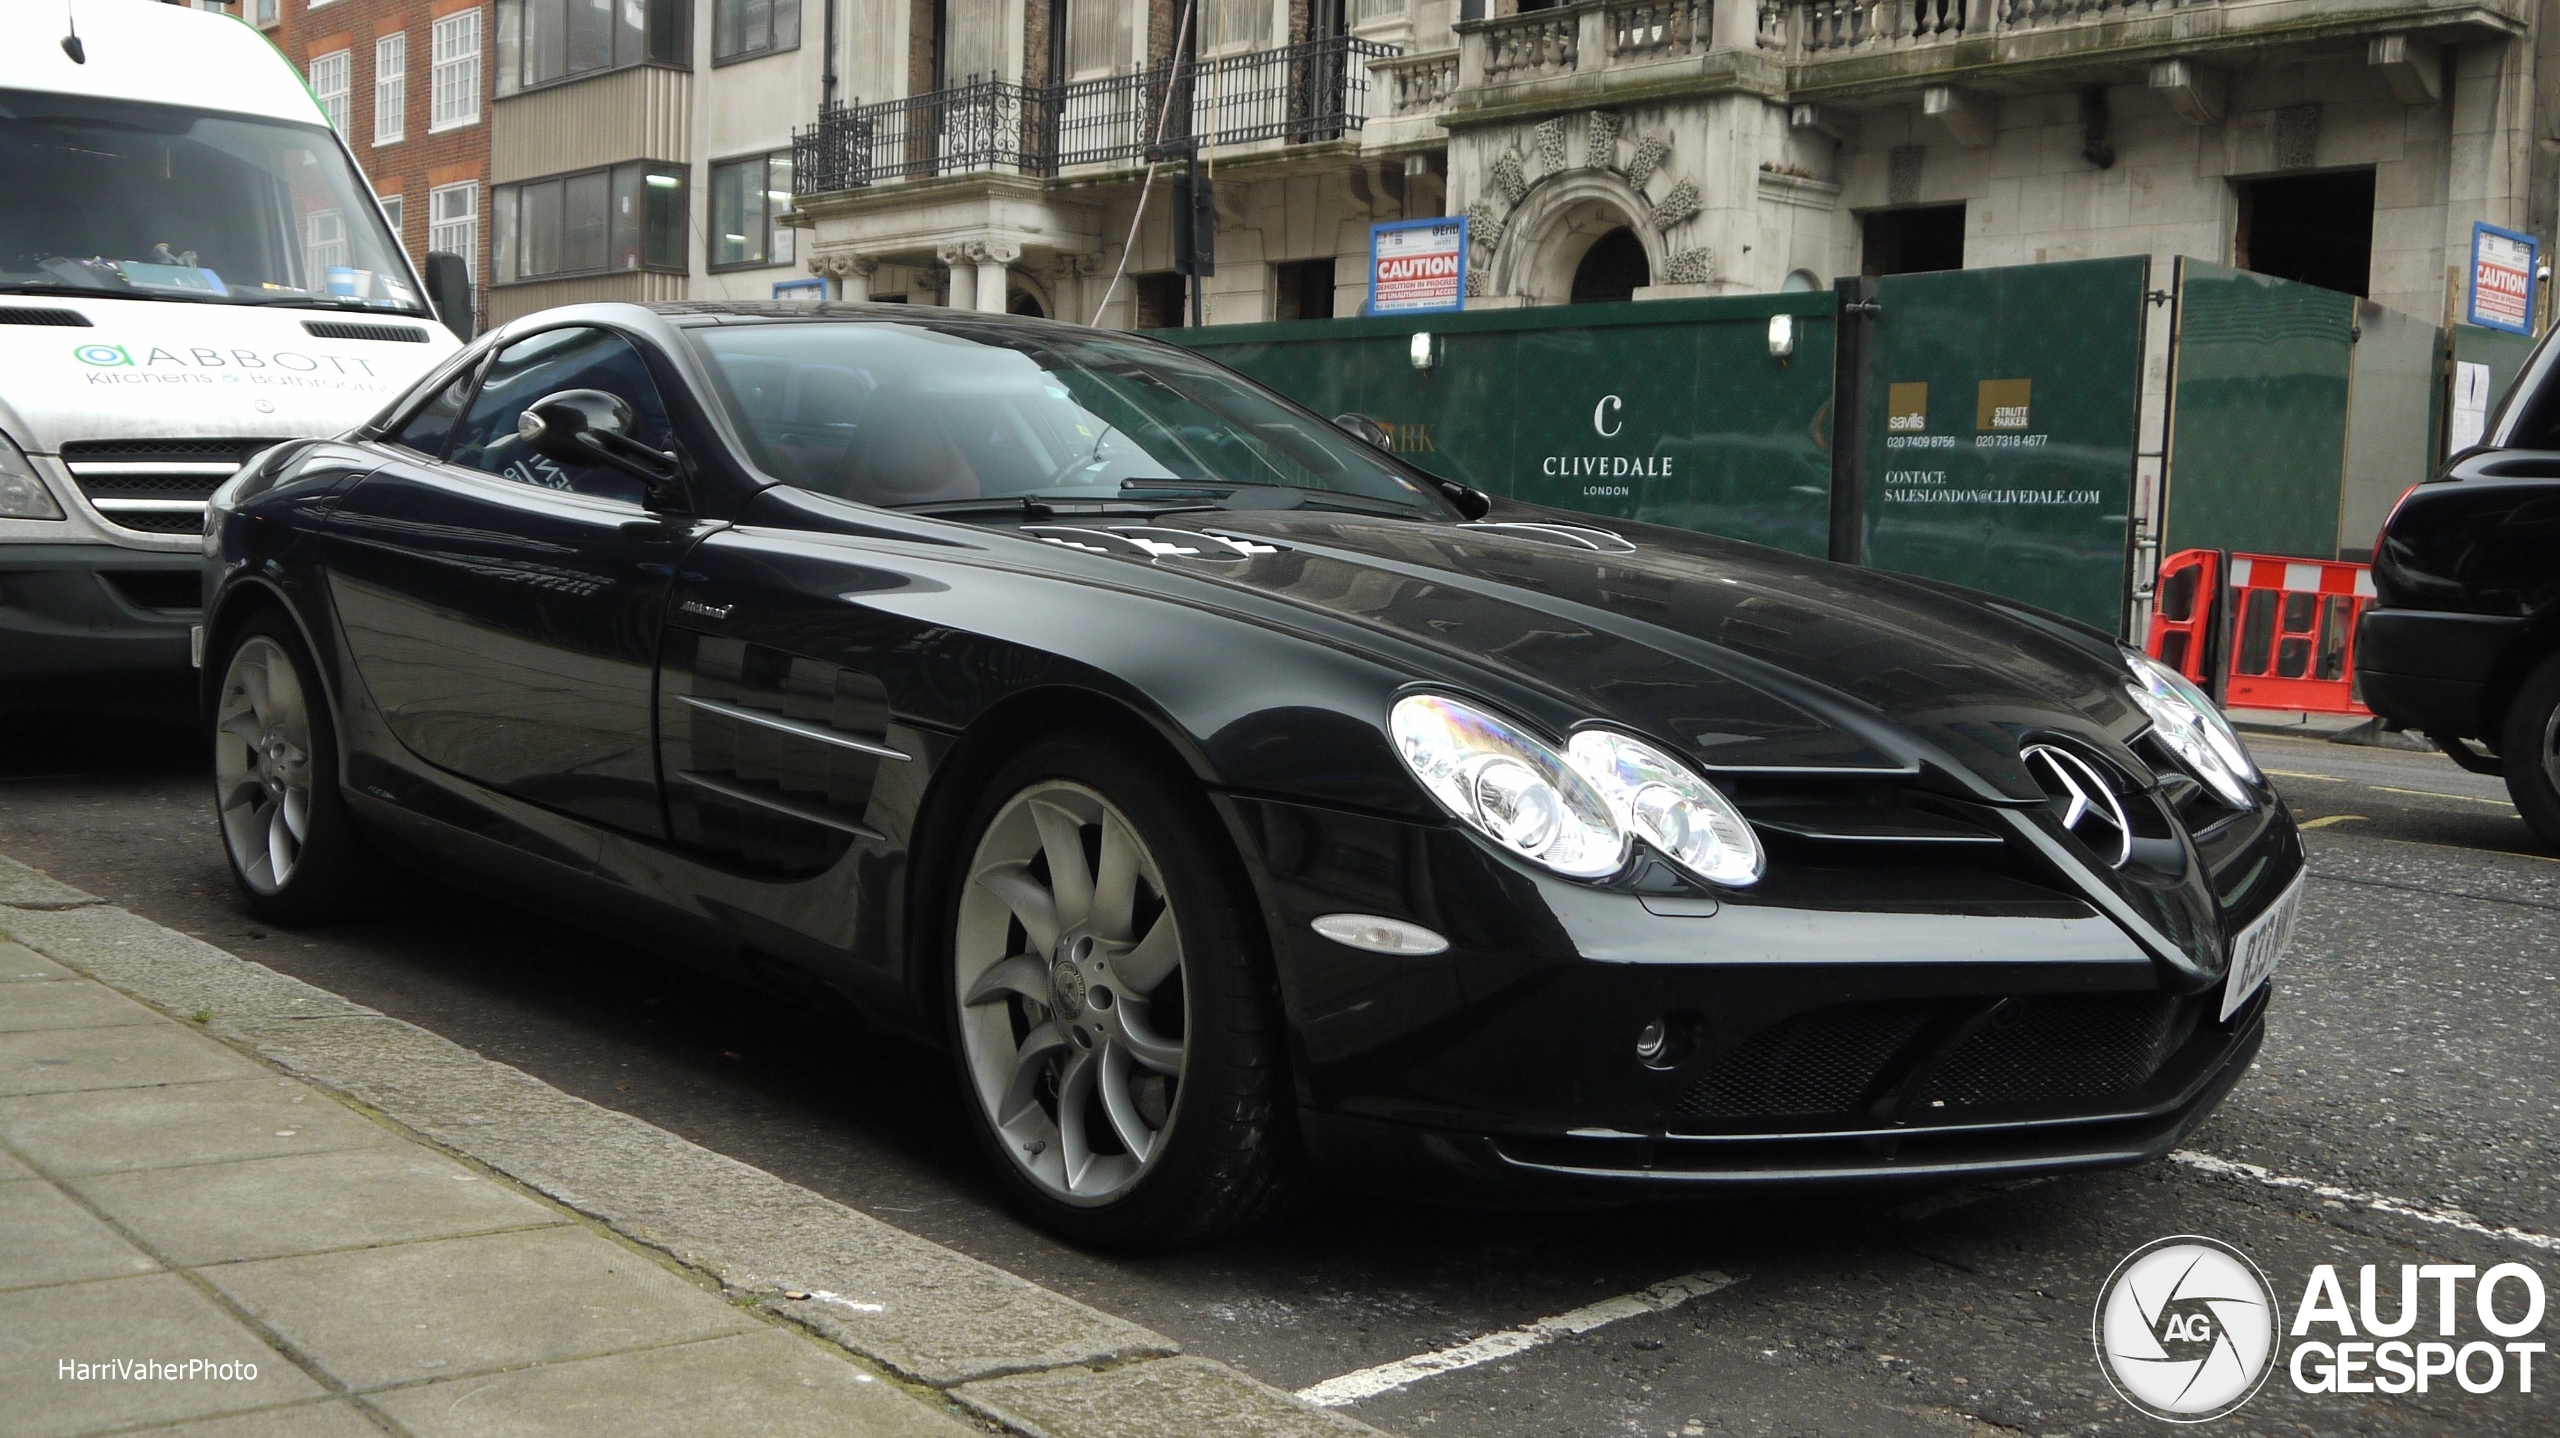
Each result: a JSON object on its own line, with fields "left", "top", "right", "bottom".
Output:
{"left": 976, "top": 241, "right": 1021, "bottom": 313}
{"left": 843, "top": 256, "right": 879, "bottom": 301}
{"left": 939, "top": 242, "right": 976, "bottom": 309}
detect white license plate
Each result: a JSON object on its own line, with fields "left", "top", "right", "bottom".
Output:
{"left": 2221, "top": 874, "right": 2304, "bottom": 1020}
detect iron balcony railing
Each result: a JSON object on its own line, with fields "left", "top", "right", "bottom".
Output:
{"left": 792, "top": 35, "right": 1396, "bottom": 195}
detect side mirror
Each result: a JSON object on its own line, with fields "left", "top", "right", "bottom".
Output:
{"left": 1435, "top": 479, "right": 1493, "bottom": 520}
{"left": 517, "top": 389, "right": 688, "bottom": 511}
{"left": 1331, "top": 412, "right": 1393, "bottom": 450}
{"left": 423, "top": 251, "right": 475, "bottom": 342}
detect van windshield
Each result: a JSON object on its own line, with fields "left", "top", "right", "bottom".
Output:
{"left": 0, "top": 89, "right": 425, "bottom": 315}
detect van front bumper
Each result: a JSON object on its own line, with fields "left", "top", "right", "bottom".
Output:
{"left": 0, "top": 544, "right": 201, "bottom": 713}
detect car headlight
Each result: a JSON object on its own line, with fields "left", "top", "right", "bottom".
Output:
{"left": 0, "top": 432, "right": 64, "bottom": 520}
{"left": 2121, "top": 649, "right": 2259, "bottom": 806}
{"left": 1390, "top": 695, "right": 1763, "bottom": 887}
{"left": 1566, "top": 730, "right": 1764, "bottom": 886}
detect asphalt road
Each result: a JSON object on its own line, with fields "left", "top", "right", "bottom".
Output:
{"left": 3, "top": 713, "right": 2554, "bottom": 1436}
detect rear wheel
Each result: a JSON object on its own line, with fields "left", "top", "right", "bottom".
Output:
{"left": 946, "top": 736, "right": 1297, "bottom": 1249}
{"left": 2502, "top": 652, "right": 2560, "bottom": 852}
{"left": 211, "top": 613, "right": 372, "bottom": 922}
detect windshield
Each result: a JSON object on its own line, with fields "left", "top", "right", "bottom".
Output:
{"left": 0, "top": 89, "right": 424, "bottom": 315}
{"left": 685, "top": 319, "right": 1450, "bottom": 516}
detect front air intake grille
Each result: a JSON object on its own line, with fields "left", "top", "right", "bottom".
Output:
{"left": 1916, "top": 995, "right": 2198, "bottom": 1110}
{"left": 302, "top": 320, "right": 429, "bottom": 343}
{"left": 61, "top": 438, "right": 286, "bottom": 537}
{"left": 1672, "top": 1003, "right": 1934, "bottom": 1122}
{"left": 0, "top": 307, "right": 92, "bottom": 327}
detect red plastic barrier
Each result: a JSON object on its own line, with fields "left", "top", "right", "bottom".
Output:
{"left": 2144, "top": 549, "right": 2221, "bottom": 687}
{"left": 2220, "top": 553, "right": 2374, "bottom": 715}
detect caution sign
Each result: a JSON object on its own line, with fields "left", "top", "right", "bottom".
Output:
{"left": 2468, "top": 222, "right": 2538, "bottom": 336}
{"left": 1369, "top": 217, "right": 1467, "bottom": 317}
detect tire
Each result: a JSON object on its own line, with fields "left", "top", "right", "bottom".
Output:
{"left": 943, "top": 735, "right": 1300, "bottom": 1250}
{"left": 2501, "top": 652, "right": 2560, "bottom": 853}
{"left": 210, "top": 611, "right": 374, "bottom": 923}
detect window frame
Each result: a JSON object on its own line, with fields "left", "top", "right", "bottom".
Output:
{"left": 309, "top": 49, "right": 352, "bottom": 135}
{"left": 254, "top": 0, "right": 280, "bottom": 27}
{"left": 374, "top": 32, "right": 407, "bottom": 146}
{"left": 490, "top": 162, "right": 688, "bottom": 286}
{"left": 493, "top": 0, "right": 688, "bottom": 99}
{"left": 712, "top": 0, "right": 801, "bottom": 66}
{"left": 427, "top": 181, "right": 480, "bottom": 286}
{"left": 705, "top": 150, "right": 798, "bottom": 273}
{"left": 430, "top": 8, "right": 484, "bottom": 132}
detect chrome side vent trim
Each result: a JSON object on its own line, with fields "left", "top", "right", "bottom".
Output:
{"left": 675, "top": 694, "right": 912, "bottom": 761}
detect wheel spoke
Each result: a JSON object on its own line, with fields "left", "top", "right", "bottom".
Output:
{"left": 973, "top": 860, "right": 1061, "bottom": 955}
{"left": 219, "top": 712, "right": 264, "bottom": 743}
{"left": 1116, "top": 999, "right": 1184, "bottom": 1075}
{"left": 239, "top": 653, "right": 272, "bottom": 724}
{"left": 1097, "top": 1040, "right": 1156, "bottom": 1163}
{"left": 1030, "top": 798, "right": 1094, "bottom": 934}
{"left": 219, "top": 775, "right": 267, "bottom": 814}
{"left": 265, "top": 801, "right": 297, "bottom": 886}
{"left": 280, "top": 787, "right": 311, "bottom": 845}
{"left": 1088, "top": 811, "right": 1141, "bottom": 943}
{"left": 996, "top": 1021, "right": 1068, "bottom": 1125}
{"left": 1116, "top": 913, "right": 1180, "bottom": 995}
{"left": 964, "top": 954, "right": 1051, "bottom": 1008}
{"left": 1054, "top": 1047, "right": 1098, "bottom": 1191}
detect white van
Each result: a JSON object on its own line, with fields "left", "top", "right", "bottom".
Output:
{"left": 1, "top": 0, "right": 467, "bottom": 713}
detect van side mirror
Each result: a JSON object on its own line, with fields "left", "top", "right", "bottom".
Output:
{"left": 517, "top": 389, "right": 687, "bottom": 511}
{"left": 423, "top": 252, "right": 475, "bottom": 342}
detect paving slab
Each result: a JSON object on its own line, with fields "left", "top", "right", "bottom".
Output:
{"left": 371, "top": 1330, "right": 983, "bottom": 1438}
{"left": 0, "top": 1177, "right": 159, "bottom": 1290}
{"left": 957, "top": 1356, "right": 1382, "bottom": 1438}
{"left": 0, "top": 1270, "right": 324, "bottom": 1438}
{"left": 0, "top": 941, "right": 75, "bottom": 981}
{"left": 73, "top": 1146, "right": 564, "bottom": 1267}
{"left": 205, "top": 1224, "right": 765, "bottom": 1392}
{"left": 0, "top": 1076, "right": 399, "bottom": 1175}
{"left": 0, "top": 1142, "right": 31, "bottom": 1180}
{"left": 0, "top": 863, "right": 99, "bottom": 910}
{"left": 0, "top": 976, "right": 167, "bottom": 1032}
{"left": 0, "top": 1021, "right": 255, "bottom": 1095}
{"left": 146, "top": 1400, "right": 388, "bottom": 1438}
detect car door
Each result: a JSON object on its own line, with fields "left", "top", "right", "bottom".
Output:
{"left": 324, "top": 324, "right": 715, "bottom": 840}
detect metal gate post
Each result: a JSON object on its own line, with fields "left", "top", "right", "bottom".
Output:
{"left": 1828, "top": 275, "right": 1879, "bottom": 566}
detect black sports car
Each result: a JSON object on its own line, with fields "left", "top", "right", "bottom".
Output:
{"left": 202, "top": 301, "right": 2304, "bottom": 1248}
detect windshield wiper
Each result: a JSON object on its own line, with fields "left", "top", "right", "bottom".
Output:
{"left": 891, "top": 494, "right": 1217, "bottom": 519}
{"left": 1117, "top": 477, "right": 1429, "bottom": 518}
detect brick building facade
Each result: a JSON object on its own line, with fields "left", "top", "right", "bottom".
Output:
{"left": 247, "top": 0, "right": 493, "bottom": 325}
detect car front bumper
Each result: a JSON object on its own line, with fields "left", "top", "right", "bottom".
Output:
{"left": 1220, "top": 791, "right": 2292, "bottom": 1201}
{"left": 0, "top": 543, "right": 202, "bottom": 712}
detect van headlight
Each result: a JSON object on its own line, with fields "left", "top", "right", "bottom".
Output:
{"left": 1390, "top": 695, "right": 1763, "bottom": 887}
{"left": 2122, "top": 649, "right": 2259, "bottom": 806}
{"left": 0, "top": 433, "right": 64, "bottom": 519}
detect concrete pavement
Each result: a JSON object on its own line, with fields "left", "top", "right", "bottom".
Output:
{"left": 0, "top": 857, "right": 1380, "bottom": 1438}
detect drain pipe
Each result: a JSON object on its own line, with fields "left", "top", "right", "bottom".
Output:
{"left": 822, "top": 0, "right": 839, "bottom": 104}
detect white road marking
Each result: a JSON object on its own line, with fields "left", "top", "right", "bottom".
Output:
{"left": 2171, "top": 1150, "right": 2560, "bottom": 1254}
{"left": 2296, "top": 814, "right": 2368, "bottom": 830}
{"left": 1293, "top": 1270, "right": 1741, "bottom": 1408}
{"left": 2372, "top": 784, "right": 2514, "bottom": 807}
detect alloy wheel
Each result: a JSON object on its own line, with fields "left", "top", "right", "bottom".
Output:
{"left": 955, "top": 780, "right": 1186, "bottom": 1205}
{"left": 215, "top": 636, "right": 315, "bottom": 895}
{"left": 2545, "top": 702, "right": 2560, "bottom": 795}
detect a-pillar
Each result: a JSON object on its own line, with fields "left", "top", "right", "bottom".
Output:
{"left": 938, "top": 242, "right": 976, "bottom": 309}
{"left": 976, "top": 241, "right": 1020, "bottom": 313}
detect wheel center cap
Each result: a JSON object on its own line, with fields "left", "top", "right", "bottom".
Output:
{"left": 1051, "top": 961, "right": 1089, "bottom": 1019}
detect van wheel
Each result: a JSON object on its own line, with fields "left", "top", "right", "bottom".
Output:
{"left": 211, "top": 613, "right": 372, "bottom": 922}
{"left": 945, "top": 736, "right": 1299, "bottom": 1250}
{"left": 2501, "top": 652, "right": 2560, "bottom": 853}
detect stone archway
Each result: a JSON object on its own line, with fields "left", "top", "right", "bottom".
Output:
{"left": 1485, "top": 170, "right": 1665, "bottom": 307}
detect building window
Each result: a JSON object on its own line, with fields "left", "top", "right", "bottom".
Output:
{"left": 491, "top": 163, "right": 685, "bottom": 283}
{"left": 2235, "top": 171, "right": 2375, "bottom": 298}
{"left": 1133, "top": 272, "right": 1185, "bottom": 328}
{"left": 432, "top": 10, "right": 483, "bottom": 131}
{"left": 708, "top": 152, "right": 796, "bottom": 270}
{"left": 1273, "top": 258, "right": 1335, "bottom": 320}
{"left": 714, "top": 0, "right": 799, "bottom": 62}
{"left": 494, "top": 0, "right": 685, "bottom": 97}
{"left": 309, "top": 50, "right": 352, "bottom": 135}
{"left": 382, "top": 194, "right": 405, "bottom": 250}
{"left": 307, "top": 209, "right": 349, "bottom": 278}
{"left": 429, "top": 183, "right": 479, "bottom": 282}
{"left": 374, "top": 34, "right": 407, "bottom": 145}
{"left": 1570, "top": 228, "right": 1647, "bottom": 304}
{"left": 1860, "top": 205, "right": 1966, "bottom": 277}
{"left": 254, "top": 0, "right": 279, "bottom": 25}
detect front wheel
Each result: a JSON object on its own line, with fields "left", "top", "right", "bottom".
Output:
{"left": 211, "top": 612, "right": 373, "bottom": 922}
{"left": 2502, "top": 652, "right": 2560, "bottom": 852}
{"left": 946, "top": 737, "right": 1298, "bottom": 1249}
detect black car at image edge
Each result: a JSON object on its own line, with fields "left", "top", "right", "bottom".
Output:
{"left": 199, "top": 301, "right": 2305, "bottom": 1248}
{"left": 2359, "top": 331, "right": 2560, "bottom": 852}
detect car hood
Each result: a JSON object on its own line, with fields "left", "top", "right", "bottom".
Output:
{"left": 0, "top": 297, "right": 456, "bottom": 453}
{"left": 1119, "top": 506, "right": 2145, "bottom": 805}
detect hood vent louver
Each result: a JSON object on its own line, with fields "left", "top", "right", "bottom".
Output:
{"left": 0, "top": 307, "right": 93, "bottom": 327}
{"left": 301, "top": 320, "right": 429, "bottom": 343}
{"left": 1021, "top": 525, "right": 1285, "bottom": 562}
{"left": 1457, "top": 521, "right": 1637, "bottom": 553}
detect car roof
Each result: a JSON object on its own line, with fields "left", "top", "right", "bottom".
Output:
{"left": 637, "top": 301, "right": 1084, "bottom": 330}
